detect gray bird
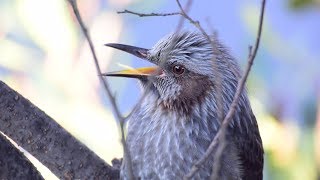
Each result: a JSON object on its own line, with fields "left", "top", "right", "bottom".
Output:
{"left": 104, "top": 31, "right": 263, "bottom": 180}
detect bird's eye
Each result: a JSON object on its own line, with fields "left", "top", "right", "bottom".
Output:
{"left": 172, "top": 65, "right": 185, "bottom": 75}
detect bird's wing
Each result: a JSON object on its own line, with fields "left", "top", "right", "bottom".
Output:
{"left": 231, "top": 109, "right": 264, "bottom": 180}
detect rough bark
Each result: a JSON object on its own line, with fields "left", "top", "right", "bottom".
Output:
{"left": 0, "top": 81, "right": 120, "bottom": 179}
{"left": 0, "top": 132, "right": 44, "bottom": 179}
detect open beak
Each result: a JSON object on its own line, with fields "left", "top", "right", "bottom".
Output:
{"left": 103, "top": 43, "right": 160, "bottom": 79}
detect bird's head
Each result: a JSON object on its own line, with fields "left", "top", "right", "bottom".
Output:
{"left": 104, "top": 31, "right": 239, "bottom": 112}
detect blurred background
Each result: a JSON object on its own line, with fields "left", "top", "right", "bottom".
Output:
{"left": 0, "top": 0, "right": 319, "bottom": 179}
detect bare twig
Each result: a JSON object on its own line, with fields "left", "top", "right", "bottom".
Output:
{"left": 175, "top": 0, "right": 210, "bottom": 44}
{"left": 67, "top": 0, "right": 134, "bottom": 179}
{"left": 175, "top": 0, "right": 194, "bottom": 30}
{"left": 118, "top": 9, "right": 180, "bottom": 17}
{"left": 185, "top": 0, "right": 266, "bottom": 179}
{"left": 205, "top": 17, "right": 217, "bottom": 35}
{"left": 175, "top": 0, "right": 223, "bottom": 70}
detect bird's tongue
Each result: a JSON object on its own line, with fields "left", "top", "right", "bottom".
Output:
{"left": 101, "top": 66, "right": 162, "bottom": 78}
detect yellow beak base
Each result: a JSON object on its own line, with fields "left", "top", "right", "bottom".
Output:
{"left": 102, "top": 67, "right": 160, "bottom": 78}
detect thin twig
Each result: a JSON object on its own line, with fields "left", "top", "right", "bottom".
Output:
{"left": 175, "top": 0, "right": 193, "bottom": 30}
{"left": 176, "top": 0, "right": 210, "bottom": 43}
{"left": 184, "top": 0, "right": 266, "bottom": 179}
{"left": 118, "top": 9, "right": 180, "bottom": 17}
{"left": 67, "top": 0, "right": 134, "bottom": 179}
{"left": 205, "top": 17, "right": 217, "bottom": 35}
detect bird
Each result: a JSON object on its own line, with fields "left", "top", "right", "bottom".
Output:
{"left": 103, "top": 31, "right": 264, "bottom": 180}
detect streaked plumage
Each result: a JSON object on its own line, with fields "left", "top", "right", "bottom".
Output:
{"left": 104, "top": 31, "right": 263, "bottom": 180}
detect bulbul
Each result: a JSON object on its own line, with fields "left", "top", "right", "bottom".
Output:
{"left": 104, "top": 31, "right": 263, "bottom": 180}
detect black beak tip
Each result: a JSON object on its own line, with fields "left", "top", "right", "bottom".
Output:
{"left": 104, "top": 43, "right": 117, "bottom": 48}
{"left": 104, "top": 43, "right": 149, "bottom": 59}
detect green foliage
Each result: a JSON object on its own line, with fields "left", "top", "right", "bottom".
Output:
{"left": 289, "top": 0, "right": 316, "bottom": 9}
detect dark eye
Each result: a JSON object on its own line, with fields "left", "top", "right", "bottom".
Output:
{"left": 172, "top": 65, "right": 185, "bottom": 75}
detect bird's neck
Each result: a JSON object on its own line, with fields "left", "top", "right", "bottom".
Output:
{"left": 137, "top": 84, "right": 253, "bottom": 136}
{"left": 137, "top": 91, "right": 222, "bottom": 134}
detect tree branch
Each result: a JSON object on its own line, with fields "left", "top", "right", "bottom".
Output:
{"left": 0, "top": 81, "right": 119, "bottom": 179}
{"left": 0, "top": 132, "right": 44, "bottom": 179}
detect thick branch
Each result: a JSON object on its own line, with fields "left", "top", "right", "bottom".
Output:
{"left": 0, "top": 81, "right": 119, "bottom": 179}
{"left": 0, "top": 132, "right": 44, "bottom": 179}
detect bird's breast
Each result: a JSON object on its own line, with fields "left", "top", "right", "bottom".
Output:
{"left": 124, "top": 98, "right": 218, "bottom": 179}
